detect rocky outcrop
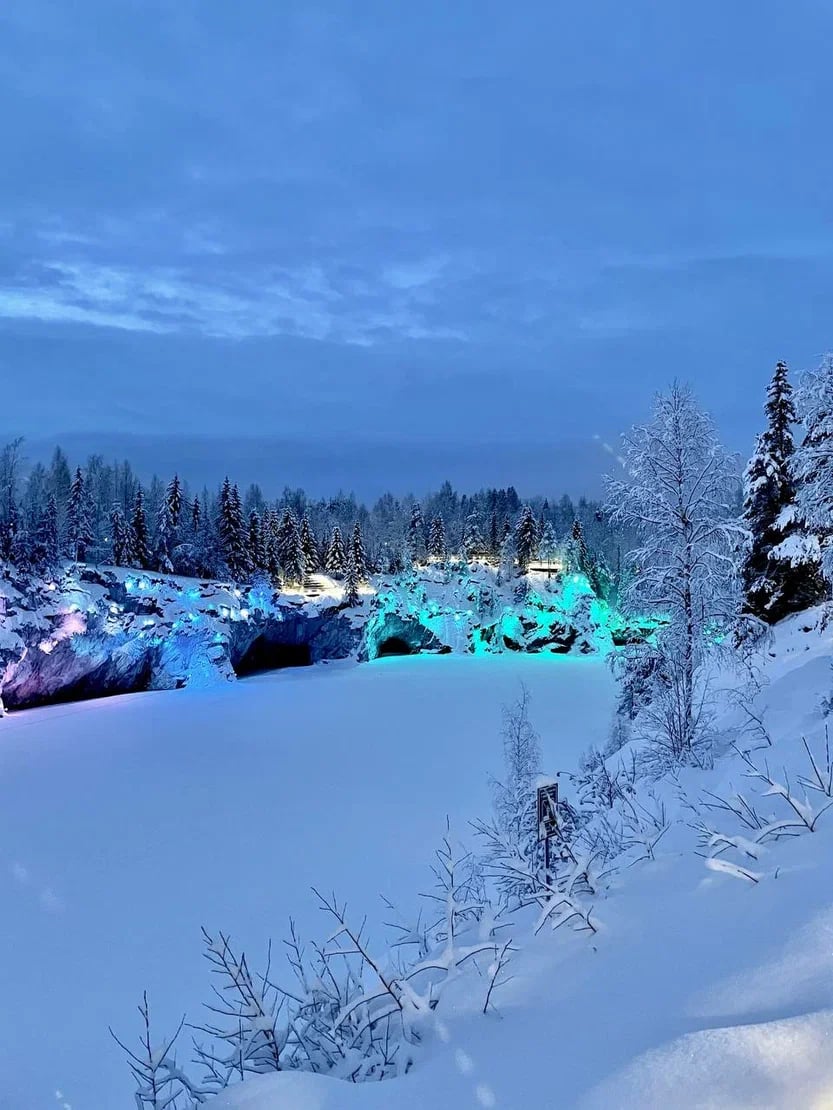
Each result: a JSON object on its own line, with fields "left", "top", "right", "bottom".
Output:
{"left": 0, "top": 561, "right": 651, "bottom": 711}
{"left": 0, "top": 567, "right": 361, "bottom": 710}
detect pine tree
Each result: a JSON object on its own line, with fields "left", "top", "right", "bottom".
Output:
{"left": 109, "top": 503, "right": 130, "bottom": 566}
{"left": 407, "top": 504, "right": 426, "bottom": 564}
{"left": 427, "top": 515, "right": 446, "bottom": 560}
{"left": 300, "top": 515, "right": 319, "bottom": 574}
{"left": 33, "top": 494, "right": 60, "bottom": 569}
{"left": 65, "top": 466, "right": 93, "bottom": 562}
{"left": 278, "top": 509, "right": 305, "bottom": 585}
{"left": 248, "top": 510, "right": 267, "bottom": 573}
{"left": 743, "top": 361, "right": 826, "bottom": 620}
{"left": 264, "top": 509, "right": 283, "bottom": 586}
{"left": 218, "top": 478, "right": 248, "bottom": 581}
{"left": 130, "top": 489, "right": 151, "bottom": 570}
{"left": 155, "top": 499, "right": 174, "bottom": 573}
{"left": 351, "top": 521, "right": 368, "bottom": 579}
{"left": 793, "top": 354, "right": 833, "bottom": 592}
{"left": 463, "top": 511, "right": 484, "bottom": 560}
{"left": 570, "top": 519, "right": 589, "bottom": 571}
{"left": 190, "top": 495, "right": 201, "bottom": 540}
{"left": 326, "top": 524, "right": 346, "bottom": 577}
{"left": 165, "top": 474, "right": 183, "bottom": 532}
{"left": 487, "top": 512, "right": 499, "bottom": 557}
{"left": 343, "top": 546, "right": 360, "bottom": 606}
{"left": 514, "top": 505, "right": 538, "bottom": 572}
{"left": 538, "top": 519, "right": 558, "bottom": 561}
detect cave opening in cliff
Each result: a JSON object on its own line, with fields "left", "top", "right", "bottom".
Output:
{"left": 234, "top": 638, "right": 312, "bottom": 676}
{"left": 376, "top": 635, "right": 415, "bottom": 658}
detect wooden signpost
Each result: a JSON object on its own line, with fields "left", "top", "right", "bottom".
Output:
{"left": 537, "top": 781, "right": 559, "bottom": 886}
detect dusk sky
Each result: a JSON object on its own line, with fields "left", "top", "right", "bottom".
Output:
{"left": 3, "top": 0, "right": 833, "bottom": 496}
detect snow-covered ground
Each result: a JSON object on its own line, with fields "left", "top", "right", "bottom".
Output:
{"left": 209, "top": 614, "right": 833, "bottom": 1110}
{"left": 0, "top": 654, "right": 614, "bottom": 1109}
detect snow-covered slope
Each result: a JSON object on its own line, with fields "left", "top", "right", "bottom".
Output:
{"left": 205, "top": 610, "right": 833, "bottom": 1110}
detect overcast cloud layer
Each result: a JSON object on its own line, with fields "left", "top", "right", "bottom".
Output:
{"left": 2, "top": 1, "right": 833, "bottom": 493}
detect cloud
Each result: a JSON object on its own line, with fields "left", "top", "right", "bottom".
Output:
{"left": 0, "top": 255, "right": 469, "bottom": 345}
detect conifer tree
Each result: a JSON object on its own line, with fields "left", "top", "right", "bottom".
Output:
{"left": 218, "top": 479, "right": 248, "bottom": 581}
{"left": 427, "top": 515, "right": 446, "bottom": 560}
{"left": 793, "top": 355, "right": 833, "bottom": 593}
{"left": 34, "top": 494, "right": 60, "bottom": 569}
{"left": 538, "top": 520, "right": 558, "bottom": 561}
{"left": 190, "top": 495, "right": 201, "bottom": 540}
{"left": 743, "top": 361, "right": 826, "bottom": 620}
{"left": 130, "top": 489, "right": 151, "bottom": 569}
{"left": 165, "top": 474, "right": 183, "bottom": 532}
{"left": 155, "top": 499, "right": 174, "bottom": 573}
{"left": 248, "top": 510, "right": 267, "bottom": 573}
{"left": 326, "top": 524, "right": 346, "bottom": 577}
{"left": 351, "top": 521, "right": 368, "bottom": 579}
{"left": 463, "top": 511, "right": 484, "bottom": 560}
{"left": 343, "top": 546, "right": 360, "bottom": 606}
{"left": 489, "top": 512, "right": 500, "bottom": 558}
{"left": 264, "top": 509, "right": 283, "bottom": 587}
{"left": 278, "top": 509, "right": 305, "bottom": 585}
{"left": 514, "top": 504, "right": 538, "bottom": 572}
{"left": 570, "top": 519, "right": 589, "bottom": 572}
{"left": 65, "top": 466, "right": 93, "bottom": 562}
{"left": 300, "top": 515, "right": 319, "bottom": 574}
{"left": 407, "top": 504, "right": 426, "bottom": 564}
{"left": 109, "top": 502, "right": 130, "bottom": 566}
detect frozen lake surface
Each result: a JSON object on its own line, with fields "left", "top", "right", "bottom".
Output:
{"left": 0, "top": 654, "right": 615, "bottom": 1110}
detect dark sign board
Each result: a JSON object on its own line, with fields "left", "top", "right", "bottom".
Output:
{"left": 537, "top": 782, "right": 559, "bottom": 841}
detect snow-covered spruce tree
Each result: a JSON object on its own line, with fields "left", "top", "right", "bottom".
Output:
{"left": 514, "top": 504, "right": 538, "bottom": 572}
{"left": 154, "top": 499, "right": 174, "bottom": 573}
{"left": 742, "top": 361, "right": 826, "bottom": 621}
{"left": 406, "top": 503, "right": 426, "bottom": 564}
{"left": 247, "top": 510, "right": 267, "bottom": 573}
{"left": 351, "top": 521, "right": 368, "bottom": 579}
{"left": 538, "top": 519, "right": 558, "bottom": 560}
{"left": 605, "top": 383, "right": 743, "bottom": 761}
{"left": 300, "top": 514, "right": 319, "bottom": 575}
{"left": 343, "top": 546, "right": 361, "bottom": 606}
{"left": 165, "top": 474, "right": 183, "bottom": 533}
{"left": 190, "top": 495, "right": 201, "bottom": 540}
{"left": 109, "top": 502, "right": 130, "bottom": 567}
{"left": 463, "top": 510, "right": 485, "bottom": 561}
{"left": 65, "top": 466, "right": 93, "bottom": 563}
{"left": 130, "top": 489, "right": 151, "bottom": 570}
{"left": 277, "top": 510, "right": 305, "bottom": 586}
{"left": 325, "top": 524, "right": 346, "bottom": 577}
{"left": 32, "top": 493, "right": 60, "bottom": 570}
{"left": 218, "top": 479, "right": 249, "bottom": 582}
{"left": 793, "top": 354, "right": 833, "bottom": 589}
{"left": 263, "top": 509, "right": 283, "bottom": 587}
{"left": 427, "top": 514, "right": 446, "bottom": 560}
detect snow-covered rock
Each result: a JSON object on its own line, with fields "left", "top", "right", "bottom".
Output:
{"left": 0, "top": 561, "right": 647, "bottom": 709}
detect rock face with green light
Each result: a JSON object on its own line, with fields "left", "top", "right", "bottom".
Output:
{"left": 360, "top": 562, "right": 645, "bottom": 661}
{"left": 0, "top": 561, "right": 653, "bottom": 709}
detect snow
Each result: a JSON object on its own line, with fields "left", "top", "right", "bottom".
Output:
{"left": 0, "top": 654, "right": 614, "bottom": 1109}
{"left": 6, "top": 609, "right": 833, "bottom": 1109}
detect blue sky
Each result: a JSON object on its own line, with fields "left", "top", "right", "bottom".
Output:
{"left": 2, "top": 0, "right": 833, "bottom": 494}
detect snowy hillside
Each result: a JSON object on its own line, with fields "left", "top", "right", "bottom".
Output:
{"left": 196, "top": 610, "right": 833, "bottom": 1109}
